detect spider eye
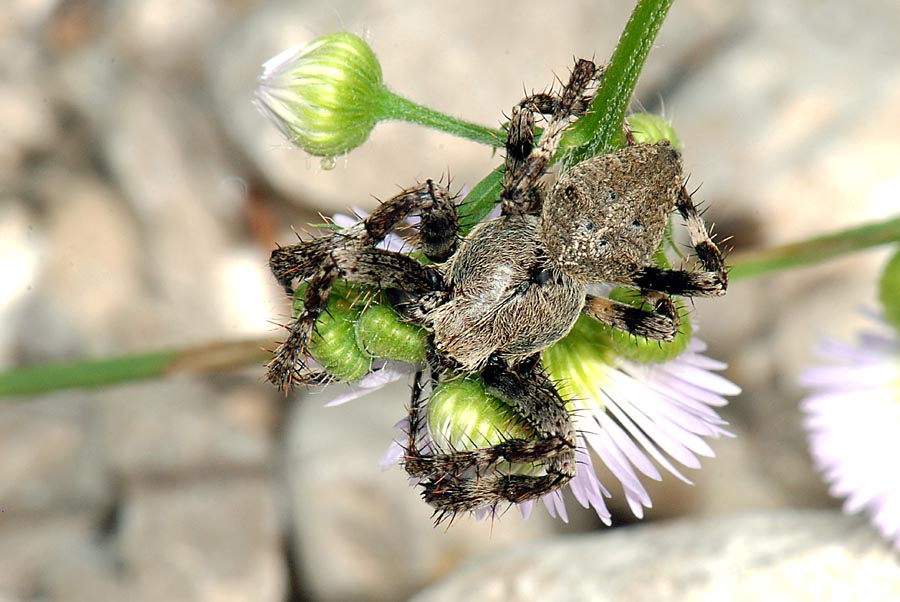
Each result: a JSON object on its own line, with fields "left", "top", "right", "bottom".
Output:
{"left": 608, "top": 190, "right": 619, "bottom": 202}
{"left": 581, "top": 220, "right": 595, "bottom": 232}
{"left": 632, "top": 219, "right": 642, "bottom": 228}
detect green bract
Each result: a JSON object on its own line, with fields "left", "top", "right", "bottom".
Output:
{"left": 292, "top": 280, "right": 428, "bottom": 382}
{"left": 255, "top": 32, "right": 384, "bottom": 157}
{"left": 293, "top": 282, "right": 371, "bottom": 381}
{"left": 307, "top": 302, "right": 372, "bottom": 382}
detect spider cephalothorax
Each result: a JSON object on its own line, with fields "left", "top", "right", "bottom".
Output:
{"left": 267, "top": 58, "right": 727, "bottom": 518}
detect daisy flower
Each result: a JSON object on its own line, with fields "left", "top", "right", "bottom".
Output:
{"left": 801, "top": 313, "right": 900, "bottom": 548}
{"left": 297, "top": 206, "right": 740, "bottom": 524}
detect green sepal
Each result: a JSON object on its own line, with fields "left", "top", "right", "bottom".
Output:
{"left": 307, "top": 306, "right": 373, "bottom": 382}
{"left": 879, "top": 247, "right": 900, "bottom": 333}
{"left": 356, "top": 303, "right": 427, "bottom": 363}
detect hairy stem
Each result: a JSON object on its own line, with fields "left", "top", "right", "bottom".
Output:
{"left": 563, "top": 0, "right": 673, "bottom": 158}
{"left": 375, "top": 88, "right": 505, "bottom": 147}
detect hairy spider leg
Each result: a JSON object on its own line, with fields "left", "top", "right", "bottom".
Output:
{"left": 266, "top": 181, "right": 458, "bottom": 392}
{"left": 583, "top": 292, "right": 682, "bottom": 342}
{"left": 501, "top": 59, "right": 603, "bottom": 216}
{"left": 404, "top": 360, "right": 576, "bottom": 523}
{"left": 630, "top": 185, "right": 728, "bottom": 298}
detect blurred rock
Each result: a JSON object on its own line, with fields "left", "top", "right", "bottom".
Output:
{"left": 0, "top": 511, "right": 97, "bottom": 599}
{"left": 37, "top": 540, "right": 126, "bottom": 602}
{"left": 23, "top": 168, "right": 143, "bottom": 360}
{"left": 117, "top": 475, "right": 285, "bottom": 602}
{"left": 96, "top": 377, "right": 275, "bottom": 477}
{"left": 0, "top": 200, "right": 41, "bottom": 369}
{"left": 412, "top": 510, "right": 900, "bottom": 602}
{"left": 0, "top": 394, "right": 110, "bottom": 513}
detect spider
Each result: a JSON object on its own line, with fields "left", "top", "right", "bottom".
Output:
{"left": 266, "top": 58, "right": 727, "bottom": 519}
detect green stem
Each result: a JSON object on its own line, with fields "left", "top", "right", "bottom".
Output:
{"left": 729, "top": 216, "right": 900, "bottom": 281}
{"left": 564, "top": 0, "right": 673, "bottom": 158}
{"left": 0, "top": 339, "right": 271, "bottom": 397}
{"left": 376, "top": 88, "right": 505, "bottom": 147}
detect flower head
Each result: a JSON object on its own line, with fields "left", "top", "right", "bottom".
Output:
{"left": 378, "top": 316, "right": 738, "bottom": 523}
{"left": 255, "top": 33, "right": 385, "bottom": 157}
{"left": 312, "top": 213, "right": 738, "bottom": 524}
{"left": 542, "top": 317, "right": 738, "bottom": 520}
{"left": 801, "top": 315, "right": 900, "bottom": 548}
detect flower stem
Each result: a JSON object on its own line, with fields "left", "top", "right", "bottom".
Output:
{"left": 375, "top": 88, "right": 505, "bottom": 147}
{"left": 729, "top": 215, "right": 900, "bottom": 281}
{"left": 0, "top": 339, "right": 271, "bottom": 397}
{"left": 563, "top": 0, "right": 674, "bottom": 158}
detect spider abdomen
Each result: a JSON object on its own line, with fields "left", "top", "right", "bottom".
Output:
{"left": 428, "top": 215, "right": 585, "bottom": 372}
{"left": 542, "top": 141, "right": 681, "bottom": 283}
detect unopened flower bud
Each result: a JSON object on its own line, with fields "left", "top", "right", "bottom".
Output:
{"left": 255, "top": 32, "right": 384, "bottom": 157}
{"left": 626, "top": 113, "right": 682, "bottom": 150}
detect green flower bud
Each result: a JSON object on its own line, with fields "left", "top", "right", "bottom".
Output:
{"left": 255, "top": 32, "right": 385, "bottom": 157}
{"left": 427, "top": 378, "right": 539, "bottom": 474}
{"left": 879, "top": 247, "right": 900, "bottom": 332}
{"left": 626, "top": 113, "right": 682, "bottom": 150}
{"left": 356, "top": 303, "right": 427, "bottom": 363}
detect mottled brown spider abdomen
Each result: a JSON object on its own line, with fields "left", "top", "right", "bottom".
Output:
{"left": 542, "top": 141, "right": 682, "bottom": 283}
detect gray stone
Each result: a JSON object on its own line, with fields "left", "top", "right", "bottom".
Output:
{"left": 95, "top": 378, "right": 276, "bottom": 477}
{"left": 412, "top": 510, "right": 900, "bottom": 602}
{"left": 0, "top": 394, "right": 110, "bottom": 513}
{"left": 37, "top": 540, "right": 126, "bottom": 602}
{"left": 0, "top": 511, "right": 97, "bottom": 599}
{"left": 22, "top": 169, "right": 144, "bottom": 359}
{"left": 117, "top": 475, "right": 285, "bottom": 602}
{"left": 0, "top": 200, "right": 41, "bottom": 370}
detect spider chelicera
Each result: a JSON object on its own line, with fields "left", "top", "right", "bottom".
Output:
{"left": 267, "top": 58, "right": 727, "bottom": 520}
